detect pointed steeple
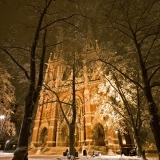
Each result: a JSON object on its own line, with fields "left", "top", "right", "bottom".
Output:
{"left": 48, "top": 52, "right": 53, "bottom": 62}
{"left": 86, "top": 19, "right": 95, "bottom": 50}
{"left": 54, "top": 27, "right": 64, "bottom": 59}
{"left": 43, "top": 53, "right": 53, "bottom": 83}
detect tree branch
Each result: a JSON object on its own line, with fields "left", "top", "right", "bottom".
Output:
{"left": 0, "top": 47, "right": 30, "bottom": 80}
{"left": 20, "top": 3, "right": 42, "bottom": 14}
{"left": 149, "top": 65, "right": 160, "bottom": 85}
{"left": 3, "top": 45, "right": 30, "bottom": 52}
{"left": 40, "top": 14, "right": 81, "bottom": 30}
{"left": 98, "top": 58, "right": 144, "bottom": 90}
{"left": 44, "top": 84, "right": 70, "bottom": 125}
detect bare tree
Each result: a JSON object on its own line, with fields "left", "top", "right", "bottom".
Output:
{"left": 0, "top": 63, "right": 16, "bottom": 140}
{"left": 100, "top": 71, "right": 148, "bottom": 159}
{"left": 0, "top": 0, "right": 83, "bottom": 159}
{"left": 97, "top": 0, "right": 160, "bottom": 158}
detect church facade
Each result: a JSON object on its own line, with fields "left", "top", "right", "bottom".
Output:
{"left": 31, "top": 39, "right": 135, "bottom": 154}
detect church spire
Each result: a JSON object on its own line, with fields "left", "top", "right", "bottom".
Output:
{"left": 86, "top": 19, "right": 95, "bottom": 50}
{"left": 49, "top": 52, "right": 53, "bottom": 61}
{"left": 54, "top": 27, "right": 64, "bottom": 59}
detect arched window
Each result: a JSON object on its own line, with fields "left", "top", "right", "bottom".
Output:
{"left": 40, "top": 128, "right": 48, "bottom": 146}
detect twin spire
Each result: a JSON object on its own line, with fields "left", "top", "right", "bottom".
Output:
{"left": 50, "top": 19, "right": 99, "bottom": 60}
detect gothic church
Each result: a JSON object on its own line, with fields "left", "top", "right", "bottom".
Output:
{"left": 30, "top": 27, "right": 135, "bottom": 155}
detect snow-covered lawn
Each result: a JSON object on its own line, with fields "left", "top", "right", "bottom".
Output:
{"left": 28, "top": 155, "right": 158, "bottom": 160}
{"left": 0, "top": 152, "right": 158, "bottom": 160}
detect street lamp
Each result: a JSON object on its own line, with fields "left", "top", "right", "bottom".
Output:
{"left": 0, "top": 114, "right": 5, "bottom": 135}
{"left": 0, "top": 115, "right": 5, "bottom": 120}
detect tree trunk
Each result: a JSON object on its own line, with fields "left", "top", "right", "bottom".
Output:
{"left": 136, "top": 43, "right": 160, "bottom": 159}
{"left": 12, "top": 91, "right": 34, "bottom": 160}
{"left": 132, "top": 128, "right": 147, "bottom": 160}
{"left": 69, "top": 123, "right": 75, "bottom": 157}
{"left": 145, "top": 89, "right": 160, "bottom": 160}
{"left": 69, "top": 62, "right": 76, "bottom": 158}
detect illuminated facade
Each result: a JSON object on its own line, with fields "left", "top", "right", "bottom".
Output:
{"left": 31, "top": 30, "right": 135, "bottom": 154}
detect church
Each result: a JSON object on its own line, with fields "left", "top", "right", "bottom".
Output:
{"left": 30, "top": 27, "right": 135, "bottom": 155}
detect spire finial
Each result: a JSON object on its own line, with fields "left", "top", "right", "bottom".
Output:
{"left": 49, "top": 53, "right": 53, "bottom": 61}
{"left": 95, "top": 40, "right": 99, "bottom": 51}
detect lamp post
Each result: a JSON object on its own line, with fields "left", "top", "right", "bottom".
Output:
{"left": 0, "top": 114, "right": 5, "bottom": 135}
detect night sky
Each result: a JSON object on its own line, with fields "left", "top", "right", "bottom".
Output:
{"left": 0, "top": 1, "right": 31, "bottom": 104}
{"left": 0, "top": 1, "right": 22, "bottom": 44}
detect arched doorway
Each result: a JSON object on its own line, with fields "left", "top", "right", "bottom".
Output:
{"left": 92, "top": 123, "right": 105, "bottom": 146}
{"left": 58, "top": 96, "right": 82, "bottom": 147}
{"left": 40, "top": 127, "right": 48, "bottom": 146}
{"left": 61, "top": 124, "right": 69, "bottom": 147}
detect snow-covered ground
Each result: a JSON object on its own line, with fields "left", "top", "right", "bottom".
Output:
{"left": 0, "top": 152, "right": 158, "bottom": 160}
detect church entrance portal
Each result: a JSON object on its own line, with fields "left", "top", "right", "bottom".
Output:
{"left": 93, "top": 123, "right": 105, "bottom": 146}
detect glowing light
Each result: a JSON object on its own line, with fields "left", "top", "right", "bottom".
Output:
{"left": 122, "top": 139, "right": 126, "bottom": 144}
{"left": 115, "top": 130, "right": 118, "bottom": 134}
{"left": 0, "top": 115, "right": 5, "bottom": 119}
